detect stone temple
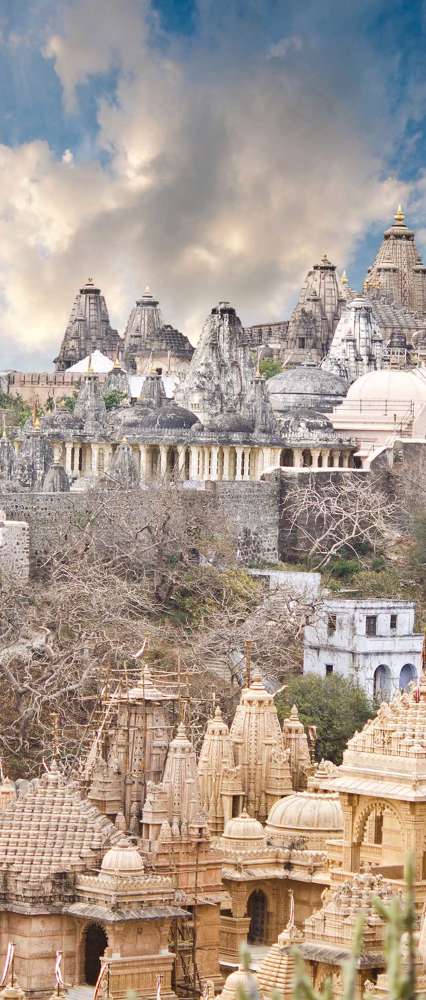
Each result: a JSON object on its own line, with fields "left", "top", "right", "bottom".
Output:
{"left": 54, "top": 279, "right": 122, "bottom": 372}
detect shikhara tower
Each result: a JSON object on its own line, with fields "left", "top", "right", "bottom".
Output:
{"left": 54, "top": 278, "right": 122, "bottom": 370}
{"left": 364, "top": 206, "right": 426, "bottom": 313}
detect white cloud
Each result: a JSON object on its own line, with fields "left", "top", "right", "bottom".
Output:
{"left": 267, "top": 35, "right": 303, "bottom": 59}
{"left": 0, "top": 0, "right": 421, "bottom": 369}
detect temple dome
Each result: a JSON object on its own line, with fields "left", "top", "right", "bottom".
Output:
{"left": 217, "top": 965, "right": 259, "bottom": 1000}
{"left": 222, "top": 810, "right": 265, "bottom": 846}
{"left": 266, "top": 791, "right": 343, "bottom": 835}
{"left": 267, "top": 366, "right": 347, "bottom": 414}
{"left": 277, "top": 407, "right": 337, "bottom": 441}
{"left": 207, "top": 413, "right": 254, "bottom": 433}
{"left": 138, "top": 401, "right": 200, "bottom": 430}
{"left": 346, "top": 367, "right": 426, "bottom": 404}
{"left": 101, "top": 838, "right": 144, "bottom": 875}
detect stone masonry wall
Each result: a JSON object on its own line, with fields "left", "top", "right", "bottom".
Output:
{"left": 0, "top": 480, "right": 281, "bottom": 570}
{"left": 0, "top": 516, "right": 30, "bottom": 580}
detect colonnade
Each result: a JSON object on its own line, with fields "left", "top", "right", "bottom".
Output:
{"left": 53, "top": 440, "right": 355, "bottom": 483}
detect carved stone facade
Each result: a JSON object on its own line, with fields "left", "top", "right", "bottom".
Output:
{"left": 364, "top": 207, "right": 426, "bottom": 315}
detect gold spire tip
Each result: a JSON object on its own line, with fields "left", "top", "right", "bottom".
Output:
{"left": 395, "top": 204, "right": 405, "bottom": 224}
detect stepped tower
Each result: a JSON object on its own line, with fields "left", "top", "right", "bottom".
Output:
{"left": 282, "top": 704, "right": 313, "bottom": 790}
{"left": 229, "top": 670, "right": 293, "bottom": 823}
{"left": 197, "top": 706, "right": 244, "bottom": 835}
{"left": 54, "top": 278, "right": 122, "bottom": 370}
{"left": 364, "top": 206, "right": 426, "bottom": 314}
{"left": 323, "top": 295, "right": 385, "bottom": 383}
{"left": 123, "top": 286, "right": 194, "bottom": 373}
{"left": 287, "top": 255, "right": 349, "bottom": 362}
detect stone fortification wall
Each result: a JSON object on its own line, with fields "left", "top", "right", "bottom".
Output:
{"left": 0, "top": 512, "right": 30, "bottom": 580}
{"left": 277, "top": 468, "right": 370, "bottom": 562}
{"left": 0, "top": 480, "right": 280, "bottom": 570}
{"left": 370, "top": 438, "right": 426, "bottom": 526}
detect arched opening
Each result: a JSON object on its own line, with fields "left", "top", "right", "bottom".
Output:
{"left": 354, "top": 801, "right": 405, "bottom": 874}
{"left": 327, "top": 453, "right": 334, "bottom": 467}
{"left": 317, "top": 452, "right": 323, "bottom": 467}
{"left": 184, "top": 448, "right": 190, "bottom": 480}
{"left": 84, "top": 924, "right": 108, "bottom": 986}
{"left": 280, "top": 448, "right": 294, "bottom": 467}
{"left": 373, "top": 664, "right": 392, "bottom": 701}
{"left": 247, "top": 889, "right": 267, "bottom": 943}
{"left": 338, "top": 451, "right": 344, "bottom": 468}
{"left": 399, "top": 663, "right": 417, "bottom": 690}
{"left": 302, "top": 449, "right": 312, "bottom": 467}
{"left": 168, "top": 447, "right": 177, "bottom": 477}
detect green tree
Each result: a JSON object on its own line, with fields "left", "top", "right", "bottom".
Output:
{"left": 103, "top": 388, "right": 127, "bottom": 411}
{"left": 277, "top": 673, "right": 374, "bottom": 764}
{"left": 59, "top": 392, "right": 78, "bottom": 413}
{"left": 259, "top": 358, "right": 282, "bottom": 379}
{"left": 411, "top": 512, "right": 426, "bottom": 580}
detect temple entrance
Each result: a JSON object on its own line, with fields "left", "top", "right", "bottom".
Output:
{"left": 247, "top": 889, "right": 267, "bottom": 943}
{"left": 84, "top": 923, "right": 108, "bottom": 985}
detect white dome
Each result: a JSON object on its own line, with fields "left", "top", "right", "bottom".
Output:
{"left": 347, "top": 367, "right": 426, "bottom": 404}
{"left": 101, "top": 837, "right": 144, "bottom": 875}
{"left": 223, "top": 810, "right": 265, "bottom": 843}
{"left": 266, "top": 791, "right": 343, "bottom": 833}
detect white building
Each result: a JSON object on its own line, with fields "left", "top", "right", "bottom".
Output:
{"left": 304, "top": 598, "right": 423, "bottom": 699}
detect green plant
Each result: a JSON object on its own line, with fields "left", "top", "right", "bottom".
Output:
{"left": 103, "top": 389, "right": 127, "bottom": 411}
{"left": 277, "top": 674, "right": 374, "bottom": 764}
{"left": 327, "top": 557, "right": 361, "bottom": 579}
{"left": 259, "top": 358, "right": 283, "bottom": 379}
{"left": 60, "top": 393, "right": 78, "bottom": 413}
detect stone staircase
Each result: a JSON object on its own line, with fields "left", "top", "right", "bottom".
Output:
{"left": 67, "top": 986, "right": 93, "bottom": 1000}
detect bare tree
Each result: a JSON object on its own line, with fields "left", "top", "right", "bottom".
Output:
{"left": 281, "top": 472, "right": 399, "bottom": 569}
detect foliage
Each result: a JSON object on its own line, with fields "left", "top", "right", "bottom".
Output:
{"left": 0, "top": 391, "right": 32, "bottom": 427}
{"left": 259, "top": 358, "right": 282, "bottom": 379}
{"left": 327, "top": 557, "right": 361, "bottom": 579}
{"left": 410, "top": 513, "right": 426, "bottom": 580}
{"left": 103, "top": 388, "right": 127, "bottom": 411}
{"left": 277, "top": 674, "right": 374, "bottom": 764}
{"left": 60, "top": 393, "right": 78, "bottom": 413}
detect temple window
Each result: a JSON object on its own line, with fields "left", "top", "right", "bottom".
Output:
{"left": 325, "top": 664, "right": 334, "bottom": 676}
{"left": 390, "top": 613, "right": 397, "bottom": 632}
{"left": 327, "top": 614, "right": 337, "bottom": 635}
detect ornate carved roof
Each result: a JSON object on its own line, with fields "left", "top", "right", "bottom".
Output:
{"left": 0, "top": 761, "right": 119, "bottom": 897}
{"left": 123, "top": 287, "right": 194, "bottom": 370}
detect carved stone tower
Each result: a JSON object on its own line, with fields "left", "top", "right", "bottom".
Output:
{"left": 198, "top": 706, "right": 244, "bottom": 835}
{"left": 229, "top": 669, "right": 293, "bottom": 823}
{"left": 123, "top": 287, "right": 194, "bottom": 373}
{"left": 54, "top": 278, "right": 122, "bottom": 370}
{"left": 364, "top": 206, "right": 426, "bottom": 314}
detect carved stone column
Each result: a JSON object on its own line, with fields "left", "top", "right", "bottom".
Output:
{"left": 222, "top": 447, "right": 231, "bottom": 480}
{"left": 177, "top": 445, "right": 186, "bottom": 479}
{"left": 242, "top": 448, "right": 251, "bottom": 480}
{"left": 211, "top": 446, "right": 219, "bottom": 481}
{"left": 139, "top": 444, "right": 148, "bottom": 482}
{"left": 189, "top": 447, "right": 198, "bottom": 480}
{"left": 91, "top": 443, "right": 99, "bottom": 477}
{"left": 64, "top": 441, "right": 73, "bottom": 476}
{"left": 159, "top": 445, "right": 168, "bottom": 479}
{"left": 235, "top": 446, "right": 243, "bottom": 481}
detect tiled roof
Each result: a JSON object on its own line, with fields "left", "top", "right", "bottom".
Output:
{"left": 0, "top": 763, "right": 118, "bottom": 881}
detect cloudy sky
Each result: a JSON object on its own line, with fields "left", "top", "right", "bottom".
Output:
{"left": 1, "top": 0, "right": 426, "bottom": 369}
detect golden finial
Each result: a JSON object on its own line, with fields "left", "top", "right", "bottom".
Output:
{"left": 395, "top": 204, "right": 405, "bottom": 224}
{"left": 113, "top": 354, "right": 122, "bottom": 369}
{"left": 31, "top": 401, "right": 41, "bottom": 430}
{"left": 341, "top": 269, "right": 348, "bottom": 285}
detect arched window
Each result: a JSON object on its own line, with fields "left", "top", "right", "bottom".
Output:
{"left": 399, "top": 663, "right": 417, "bottom": 691}
{"left": 302, "top": 449, "right": 312, "bottom": 467}
{"left": 373, "top": 664, "right": 392, "bottom": 701}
